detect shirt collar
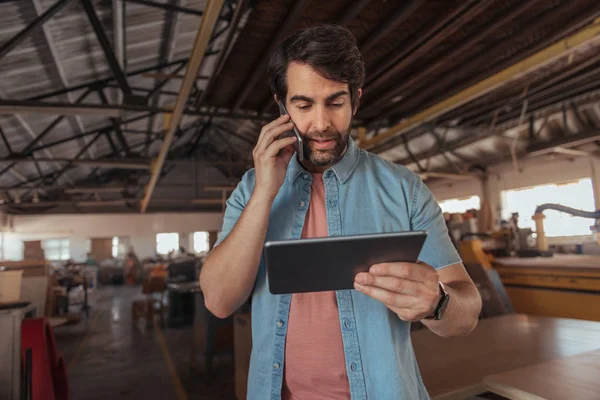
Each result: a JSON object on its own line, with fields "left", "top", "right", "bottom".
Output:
{"left": 287, "top": 136, "right": 361, "bottom": 184}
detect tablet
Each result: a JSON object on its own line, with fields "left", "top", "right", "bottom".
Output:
{"left": 265, "top": 231, "right": 427, "bottom": 295}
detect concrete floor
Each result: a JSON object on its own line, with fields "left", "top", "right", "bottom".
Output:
{"left": 53, "top": 285, "right": 236, "bottom": 400}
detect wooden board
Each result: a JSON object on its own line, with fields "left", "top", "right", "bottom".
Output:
{"left": 91, "top": 238, "right": 113, "bottom": 262}
{"left": 412, "top": 314, "right": 600, "bottom": 400}
{"left": 494, "top": 254, "right": 600, "bottom": 271}
{"left": 483, "top": 349, "right": 600, "bottom": 400}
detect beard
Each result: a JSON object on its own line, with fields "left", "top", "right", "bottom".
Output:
{"left": 300, "top": 123, "right": 351, "bottom": 167}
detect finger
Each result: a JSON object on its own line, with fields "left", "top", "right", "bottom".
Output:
{"left": 255, "top": 115, "right": 290, "bottom": 151}
{"left": 354, "top": 273, "right": 420, "bottom": 297}
{"left": 354, "top": 282, "right": 416, "bottom": 308}
{"left": 369, "top": 262, "right": 438, "bottom": 284}
{"left": 264, "top": 136, "right": 297, "bottom": 158}
{"left": 256, "top": 122, "right": 295, "bottom": 154}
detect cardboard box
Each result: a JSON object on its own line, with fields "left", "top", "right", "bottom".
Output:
{"left": 0, "top": 260, "right": 49, "bottom": 277}
{"left": 234, "top": 312, "right": 252, "bottom": 400}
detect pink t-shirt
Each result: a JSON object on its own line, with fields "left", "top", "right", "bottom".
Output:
{"left": 281, "top": 173, "right": 351, "bottom": 400}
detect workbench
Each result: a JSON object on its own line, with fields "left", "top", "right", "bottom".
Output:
{"left": 412, "top": 313, "right": 600, "bottom": 400}
{"left": 483, "top": 348, "right": 600, "bottom": 400}
{"left": 493, "top": 254, "right": 600, "bottom": 321}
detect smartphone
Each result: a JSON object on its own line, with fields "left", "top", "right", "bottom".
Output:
{"left": 278, "top": 102, "right": 304, "bottom": 161}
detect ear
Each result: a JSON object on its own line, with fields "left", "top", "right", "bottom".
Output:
{"left": 274, "top": 94, "right": 280, "bottom": 105}
{"left": 353, "top": 88, "right": 363, "bottom": 115}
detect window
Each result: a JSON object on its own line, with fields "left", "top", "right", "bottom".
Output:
{"left": 112, "top": 237, "right": 119, "bottom": 258}
{"left": 439, "top": 195, "right": 481, "bottom": 214}
{"left": 193, "top": 232, "right": 210, "bottom": 254}
{"left": 42, "top": 238, "right": 70, "bottom": 261}
{"left": 501, "top": 178, "right": 595, "bottom": 237}
{"left": 156, "top": 233, "right": 179, "bottom": 255}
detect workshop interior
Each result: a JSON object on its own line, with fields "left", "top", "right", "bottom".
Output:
{"left": 1, "top": 0, "right": 600, "bottom": 399}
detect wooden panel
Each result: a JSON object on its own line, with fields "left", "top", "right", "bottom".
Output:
{"left": 23, "top": 240, "right": 44, "bottom": 260}
{"left": 505, "top": 287, "right": 600, "bottom": 321}
{"left": 483, "top": 349, "right": 600, "bottom": 400}
{"left": 91, "top": 238, "right": 112, "bottom": 262}
{"left": 494, "top": 254, "right": 600, "bottom": 271}
{"left": 412, "top": 314, "right": 600, "bottom": 399}
{"left": 498, "top": 271, "right": 600, "bottom": 291}
{"left": 0, "top": 260, "right": 48, "bottom": 277}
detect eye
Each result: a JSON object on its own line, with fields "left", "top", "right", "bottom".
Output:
{"left": 330, "top": 103, "right": 344, "bottom": 108}
{"left": 297, "top": 105, "right": 311, "bottom": 110}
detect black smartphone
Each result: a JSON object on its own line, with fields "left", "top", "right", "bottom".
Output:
{"left": 278, "top": 102, "right": 304, "bottom": 161}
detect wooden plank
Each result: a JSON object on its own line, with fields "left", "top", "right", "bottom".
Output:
{"left": 412, "top": 314, "right": 600, "bottom": 399}
{"left": 494, "top": 254, "right": 600, "bottom": 270}
{"left": 483, "top": 349, "right": 600, "bottom": 400}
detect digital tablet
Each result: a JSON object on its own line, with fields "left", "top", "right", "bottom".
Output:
{"left": 265, "top": 231, "right": 427, "bottom": 295}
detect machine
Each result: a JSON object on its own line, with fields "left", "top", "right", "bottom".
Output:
{"left": 459, "top": 203, "right": 600, "bottom": 321}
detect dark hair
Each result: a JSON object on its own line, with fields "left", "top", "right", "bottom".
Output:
{"left": 267, "top": 24, "right": 365, "bottom": 111}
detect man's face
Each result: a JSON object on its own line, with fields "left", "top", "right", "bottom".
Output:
{"left": 283, "top": 62, "right": 360, "bottom": 169}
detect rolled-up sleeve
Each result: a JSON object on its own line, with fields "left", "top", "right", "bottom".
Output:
{"left": 213, "top": 169, "right": 255, "bottom": 248}
{"left": 410, "top": 178, "right": 462, "bottom": 270}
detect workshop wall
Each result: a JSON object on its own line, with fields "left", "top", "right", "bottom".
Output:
{"left": 7, "top": 212, "right": 225, "bottom": 261}
{"left": 427, "top": 155, "right": 600, "bottom": 235}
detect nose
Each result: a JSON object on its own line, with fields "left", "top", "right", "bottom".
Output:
{"left": 312, "top": 105, "right": 331, "bottom": 132}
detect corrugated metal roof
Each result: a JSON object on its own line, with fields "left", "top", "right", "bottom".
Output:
{"left": 1, "top": 0, "right": 600, "bottom": 213}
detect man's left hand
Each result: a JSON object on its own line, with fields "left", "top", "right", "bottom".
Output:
{"left": 354, "top": 262, "right": 441, "bottom": 322}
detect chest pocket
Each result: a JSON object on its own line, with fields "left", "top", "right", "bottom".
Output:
{"left": 338, "top": 181, "right": 411, "bottom": 236}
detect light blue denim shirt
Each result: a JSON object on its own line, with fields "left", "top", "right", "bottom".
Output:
{"left": 215, "top": 137, "right": 461, "bottom": 399}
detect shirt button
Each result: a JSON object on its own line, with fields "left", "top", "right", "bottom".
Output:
{"left": 300, "top": 201, "right": 305, "bottom": 207}
{"left": 303, "top": 173, "right": 309, "bottom": 179}
{"left": 273, "top": 362, "right": 280, "bottom": 369}
{"left": 277, "top": 320, "right": 284, "bottom": 327}
{"left": 329, "top": 199, "right": 337, "bottom": 206}
{"left": 350, "top": 362, "right": 357, "bottom": 372}
{"left": 344, "top": 320, "right": 350, "bottom": 328}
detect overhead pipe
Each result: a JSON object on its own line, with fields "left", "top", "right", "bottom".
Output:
{"left": 533, "top": 204, "right": 600, "bottom": 251}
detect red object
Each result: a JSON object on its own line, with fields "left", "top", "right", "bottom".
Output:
{"left": 21, "top": 318, "right": 69, "bottom": 400}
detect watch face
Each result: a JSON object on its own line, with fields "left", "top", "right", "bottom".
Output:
{"left": 437, "top": 292, "right": 450, "bottom": 319}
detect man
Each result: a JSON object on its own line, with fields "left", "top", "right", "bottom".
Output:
{"left": 200, "top": 24, "right": 482, "bottom": 399}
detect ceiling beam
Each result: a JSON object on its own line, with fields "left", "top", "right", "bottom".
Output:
{"left": 0, "top": 99, "right": 276, "bottom": 121}
{"left": 526, "top": 129, "right": 600, "bottom": 158}
{"left": 231, "top": 0, "right": 310, "bottom": 111}
{"left": 0, "top": 158, "right": 150, "bottom": 170}
{"left": 359, "top": 0, "right": 425, "bottom": 53}
{"left": 119, "top": 0, "right": 213, "bottom": 17}
{"left": 362, "top": 0, "right": 537, "bottom": 117}
{"left": 0, "top": 88, "right": 71, "bottom": 185}
{"left": 197, "top": 0, "right": 250, "bottom": 107}
{"left": 363, "top": 0, "right": 489, "bottom": 102}
{"left": 141, "top": 0, "right": 225, "bottom": 213}
{"left": 0, "top": 0, "right": 72, "bottom": 61}
{"left": 360, "top": 18, "right": 600, "bottom": 150}
{"left": 31, "top": 0, "right": 95, "bottom": 160}
{"left": 336, "top": 0, "right": 370, "bottom": 26}
{"left": 27, "top": 58, "right": 188, "bottom": 102}
{"left": 113, "top": 0, "right": 125, "bottom": 105}
{"left": 2, "top": 197, "right": 224, "bottom": 209}
{"left": 384, "top": 1, "right": 600, "bottom": 123}
{"left": 418, "top": 172, "right": 478, "bottom": 181}
{"left": 148, "top": 0, "right": 182, "bottom": 141}
{"left": 81, "top": 0, "right": 133, "bottom": 98}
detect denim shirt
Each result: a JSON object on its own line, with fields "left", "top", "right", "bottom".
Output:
{"left": 215, "top": 137, "right": 461, "bottom": 399}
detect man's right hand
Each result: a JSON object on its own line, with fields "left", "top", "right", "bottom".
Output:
{"left": 252, "top": 114, "right": 298, "bottom": 201}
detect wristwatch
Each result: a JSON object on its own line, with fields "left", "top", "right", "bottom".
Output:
{"left": 424, "top": 282, "right": 450, "bottom": 321}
